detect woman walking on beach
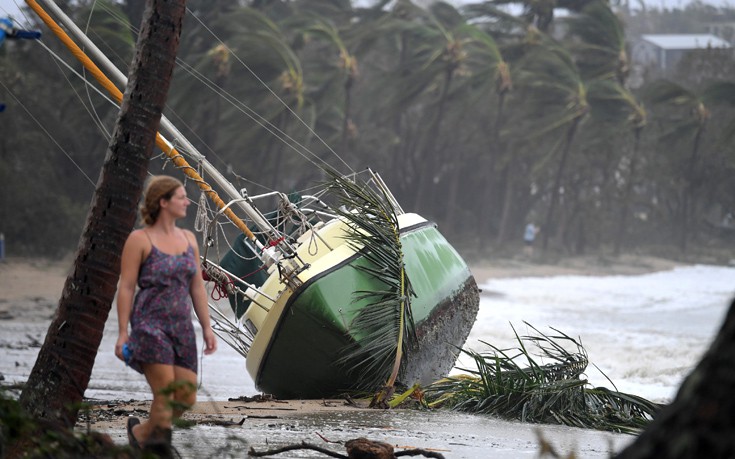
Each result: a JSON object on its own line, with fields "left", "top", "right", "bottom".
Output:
{"left": 114, "top": 175, "right": 217, "bottom": 452}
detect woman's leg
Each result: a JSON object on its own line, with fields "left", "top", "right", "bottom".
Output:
{"left": 172, "top": 365, "right": 198, "bottom": 420}
{"left": 132, "top": 363, "right": 175, "bottom": 444}
{"left": 131, "top": 364, "right": 197, "bottom": 444}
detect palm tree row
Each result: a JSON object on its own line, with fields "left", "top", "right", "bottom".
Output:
{"left": 1, "top": 0, "right": 734, "bottom": 259}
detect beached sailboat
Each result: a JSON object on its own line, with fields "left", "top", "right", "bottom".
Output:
{"left": 24, "top": 0, "right": 480, "bottom": 399}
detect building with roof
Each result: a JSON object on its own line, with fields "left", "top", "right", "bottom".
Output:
{"left": 632, "top": 34, "right": 731, "bottom": 71}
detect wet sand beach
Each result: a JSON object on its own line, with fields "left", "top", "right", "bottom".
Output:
{"left": 0, "top": 255, "right": 684, "bottom": 458}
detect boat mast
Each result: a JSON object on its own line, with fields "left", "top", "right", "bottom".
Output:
{"left": 29, "top": 0, "right": 302, "bottom": 276}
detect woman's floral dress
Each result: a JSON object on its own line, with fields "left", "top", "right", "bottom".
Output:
{"left": 127, "top": 244, "right": 198, "bottom": 374}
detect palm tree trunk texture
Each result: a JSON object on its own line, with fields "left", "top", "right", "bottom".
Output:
{"left": 680, "top": 125, "right": 705, "bottom": 253}
{"left": 413, "top": 68, "right": 455, "bottom": 213}
{"left": 480, "top": 93, "right": 506, "bottom": 244}
{"left": 614, "top": 129, "right": 642, "bottom": 256}
{"left": 17, "top": 0, "right": 185, "bottom": 433}
{"left": 615, "top": 297, "right": 735, "bottom": 458}
{"left": 495, "top": 159, "right": 514, "bottom": 245}
{"left": 339, "top": 72, "right": 354, "bottom": 156}
{"left": 443, "top": 146, "right": 464, "bottom": 234}
{"left": 542, "top": 119, "right": 580, "bottom": 250}
{"left": 199, "top": 72, "right": 225, "bottom": 152}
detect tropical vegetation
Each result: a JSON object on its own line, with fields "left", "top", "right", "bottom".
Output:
{"left": 327, "top": 170, "right": 417, "bottom": 404}
{"left": 424, "top": 323, "right": 661, "bottom": 434}
{"left": 1, "top": 0, "right": 734, "bottom": 263}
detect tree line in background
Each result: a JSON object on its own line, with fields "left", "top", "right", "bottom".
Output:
{"left": 1, "top": 0, "right": 734, "bottom": 260}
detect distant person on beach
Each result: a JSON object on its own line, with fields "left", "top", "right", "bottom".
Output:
{"left": 115, "top": 175, "right": 217, "bottom": 453}
{"left": 523, "top": 222, "right": 539, "bottom": 257}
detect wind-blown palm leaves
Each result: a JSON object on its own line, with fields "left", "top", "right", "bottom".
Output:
{"left": 79, "top": 0, "right": 135, "bottom": 71}
{"left": 565, "top": 0, "right": 628, "bottom": 83}
{"left": 586, "top": 79, "right": 647, "bottom": 255}
{"left": 288, "top": 13, "right": 359, "bottom": 154}
{"left": 325, "top": 170, "right": 416, "bottom": 404}
{"left": 170, "top": 6, "right": 304, "bottom": 161}
{"left": 425, "top": 324, "right": 660, "bottom": 434}
{"left": 642, "top": 79, "right": 735, "bottom": 251}
{"left": 515, "top": 36, "right": 590, "bottom": 249}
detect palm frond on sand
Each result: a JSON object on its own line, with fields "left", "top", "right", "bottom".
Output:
{"left": 425, "top": 323, "right": 661, "bottom": 434}
{"left": 325, "top": 170, "right": 416, "bottom": 400}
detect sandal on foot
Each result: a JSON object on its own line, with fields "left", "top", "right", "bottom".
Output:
{"left": 126, "top": 417, "right": 141, "bottom": 450}
{"left": 143, "top": 427, "right": 173, "bottom": 459}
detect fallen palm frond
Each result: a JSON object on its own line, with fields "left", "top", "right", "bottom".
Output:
{"left": 325, "top": 170, "right": 416, "bottom": 402}
{"left": 425, "top": 323, "right": 661, "bottom": 434}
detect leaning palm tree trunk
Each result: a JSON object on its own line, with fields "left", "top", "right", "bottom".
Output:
{"left": 680, "top": 124, "right": 706, "bottom": 253}
{"left": 542, "top": 119, "right": 580, "bottom": 251}
{"left": 414, "top": 68, "right": 455, "bottom": 213}
{"left": 16, "top": 0, "right": 185, "bottom": 437}
{"left": 614, "top": 127, "right": 642, "bottom": 256}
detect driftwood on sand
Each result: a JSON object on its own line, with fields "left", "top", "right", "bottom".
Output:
{"left": 248, "top": 437, "right": 446, "bottom": 459}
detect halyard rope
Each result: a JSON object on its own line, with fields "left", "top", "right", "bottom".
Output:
{"left": 25, "top": 0, "right": 257, "bottom": 242}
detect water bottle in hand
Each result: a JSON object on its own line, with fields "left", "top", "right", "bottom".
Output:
{"left": 122, "top": 343, "right": 132, "bottom": 366}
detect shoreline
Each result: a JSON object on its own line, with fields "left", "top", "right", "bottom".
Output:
{"left": 468, "top": 253, "right": 682, "bottom": 282}
{"left": 78, "top": 396, "right": 376, "bottom": 433}
{"left": 0, "top": 254, "right": 709, "bottom": 456}
{"left": 0, "top": 252, "right": 688, "bottom": 299}
{"left": 0, "top": 253, "right": 689, "bottom": 405}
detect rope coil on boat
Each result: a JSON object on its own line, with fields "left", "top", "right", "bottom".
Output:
{"left": 201, "top": 262, "right": 236, "bottom": 299}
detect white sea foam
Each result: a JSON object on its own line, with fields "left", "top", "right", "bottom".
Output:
{"left": 461, "top": 264, "right": 735, "bottom": 403}
{"left": 85, "top": 264, "right": 735, "bottom": 404}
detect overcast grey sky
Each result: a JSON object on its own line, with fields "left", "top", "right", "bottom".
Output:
{"left": 2, "top": 0, "right": 734, "bottom": 30}
{"left": 1, "top": 0, "right": 25, "bottom": 21}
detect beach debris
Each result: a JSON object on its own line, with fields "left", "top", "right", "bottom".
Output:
{"left": 536, "top": 429, "right": 577, "bottom": 458}
{"left": 25, "top": 334, "right": 41, "bottom": 348}
{"left": 343, "top": 395, "right": 358, "bottom": 407}
{"left": 424, "top": 322, "right": 660, "bottom": 434}
{"left": 226, "top": 404, "right": 296, "bottom": 411}
{"left": 385, "top": 384, "right": 423, "bottom": 409}
{"left": 199, "top": 417, "right": 247, "bottom": 427}
{"left": 228, "top": 394, "right": 280, "bottom": 403}
{"left": 346, "top": 438, "right": 394, "bottom": 459}
{"left": 76, "top": 400, "right": 148, "bottom": 425}
{"left": 315, "top": 432, "right": 342, "bottom": 444}
{"left": 248, "top": 437, "right": 446, "bottom": 458}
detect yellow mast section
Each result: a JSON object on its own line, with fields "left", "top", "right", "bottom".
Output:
{"left": 26, "top": 0, "right": 256, "bottom": 241}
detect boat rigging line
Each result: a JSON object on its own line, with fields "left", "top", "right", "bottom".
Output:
{"left": 184, "top": 7, "right": 355, "bottom": 175}
{"left": 13, "top": 0, "right": 361, "bottom": 198}
{"left": 25, "top": 0, "right": 311, "bottom": 281}
{"left": 36, "top": 0, "right": 355, "bottom": 180}
{"left": 60, "top": 0, "right": 321, "bottom": 186}
{"left": 0, "top": 79, "right": 97, "bottom": 187}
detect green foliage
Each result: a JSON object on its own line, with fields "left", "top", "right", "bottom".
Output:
{"left": 0, "top": 388, "right": 34, "bottom": 455}
{"left": 326, "top": 170, "right": 416, "bottom": 393}
{"left": 3, "top": 0, "right": 735, "bottom": 258}
{"left": 0, "top": 111, "right": 89, "bottom": 256}
{"left": 425, "top": 324, "right": 661, "bottom": 434}
{"left": 565, "top": 0, "right": 627, "bottom": 82}
{"left": 0, "top": 388, "right": 129, "bottom": 458}
{"left": 76, "top": 0, "right": 135, "bottom": 71}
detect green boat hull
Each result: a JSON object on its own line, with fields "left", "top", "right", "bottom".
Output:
{"left": 254, "top": 220, "right": 480, "bottom": 398}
